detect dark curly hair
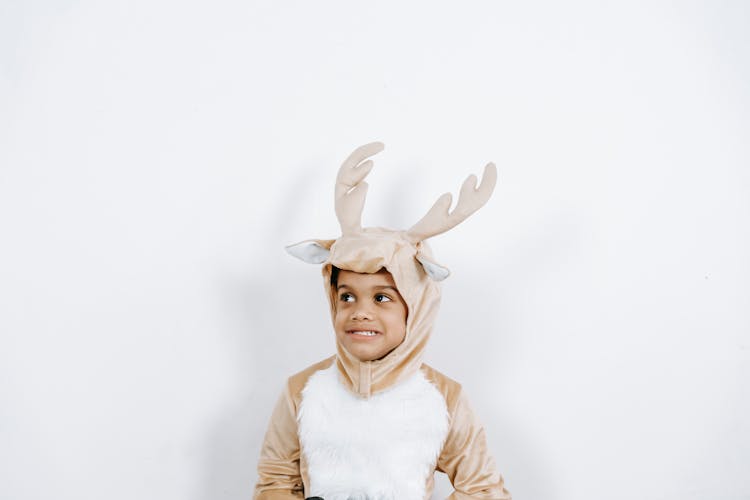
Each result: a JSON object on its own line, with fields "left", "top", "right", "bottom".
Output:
{"left": 330, "top": 265, "right": 341, "bottom": 287}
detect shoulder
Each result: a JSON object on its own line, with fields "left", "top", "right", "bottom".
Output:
{"left": 419, "top": 363, "right": 464, "bottom": 413}
{"left": 286, "top": 356, "right": 336, "bottom": 408}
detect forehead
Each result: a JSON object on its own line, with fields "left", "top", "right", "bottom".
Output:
{"left": 337, "top": 269, "right": 397, "bottom": 288}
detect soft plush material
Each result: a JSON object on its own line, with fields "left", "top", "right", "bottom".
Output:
{"left": 299, "top": 364, "right": 449, "bottom": 499}
{"left": 254, "top": 143, "right": 511, "bottom": 499}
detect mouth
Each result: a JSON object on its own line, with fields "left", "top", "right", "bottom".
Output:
{"left": 346, "top": 329, "right": 381, "bottom": 338}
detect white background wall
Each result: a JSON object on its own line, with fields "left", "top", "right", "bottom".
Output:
{"left": 1, "top": 1, "right": 748, "bottom": 499}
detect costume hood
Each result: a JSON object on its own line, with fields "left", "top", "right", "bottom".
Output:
{"left": 286, "top": 142, "right": 496, "bottom": 398}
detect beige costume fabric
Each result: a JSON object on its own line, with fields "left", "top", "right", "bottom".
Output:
{"left": 254, "top": 143, "right": 511, "bottom": 499}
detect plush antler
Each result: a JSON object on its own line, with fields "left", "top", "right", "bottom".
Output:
{"left": 335, "top": 142, "right": 385, "bottom": 235}
{"left": 406, "top": 163, "right": 497, "bottom": 243}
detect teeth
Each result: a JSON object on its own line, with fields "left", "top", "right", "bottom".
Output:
{"left": 351, "top": 331, "right": 378, "bottom": 336}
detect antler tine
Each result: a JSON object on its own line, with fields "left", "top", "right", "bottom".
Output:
{"left": 406, "top": 162, "right": 497, "bottom": 243}
{"left": 335, "top": 142, "right": 385, "bottom": 235}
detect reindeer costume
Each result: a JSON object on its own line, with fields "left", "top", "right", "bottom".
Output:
{"left": 254, "top": 143, "right": 511, "bottom": 500}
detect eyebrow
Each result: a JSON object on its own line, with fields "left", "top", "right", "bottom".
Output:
{"left": 337, "top": 284, "right": 400, "bottom": 293}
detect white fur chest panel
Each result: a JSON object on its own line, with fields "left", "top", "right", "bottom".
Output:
{"left": 298, "top": 365, "right": 450, "bottom": 500}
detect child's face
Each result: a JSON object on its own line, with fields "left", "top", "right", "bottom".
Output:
{"left": 333, "top": 269, "right": 408, "bottom": 362}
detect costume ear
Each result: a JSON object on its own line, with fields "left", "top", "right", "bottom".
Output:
{"left": 415, "top": 251, "right": 450, "bottom": 281}
{"left": 285, "top": 239, "right": 335, "bottom": 264}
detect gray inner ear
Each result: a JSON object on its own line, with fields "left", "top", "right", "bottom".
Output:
{"left": 285, "top": 241, "right": 331, "bottom": 264}
{"left": 415, "top": 253, "right": 450, "bottom": 281}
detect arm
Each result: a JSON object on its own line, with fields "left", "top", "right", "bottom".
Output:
{"left": 437, "top": 388, "right": 512, "bottom": 499}
{"left": 253, "top": 382, "right": 305, "bottom": 500}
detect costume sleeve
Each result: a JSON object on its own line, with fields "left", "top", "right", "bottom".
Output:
{"left": 253, "top": 382, "right": 305, "bottom": 500}
{"left": 437, "top": 388, "right": 512, "bottom": 499}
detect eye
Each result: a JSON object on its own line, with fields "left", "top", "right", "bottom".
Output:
{"left": 339, "top": 292, "right": 355, "bottom": 303}
{"left": 374, "top": 293, "right": 392, "bottom": 303}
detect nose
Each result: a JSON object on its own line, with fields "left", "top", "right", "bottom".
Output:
{"left": 351, "top": 306, "right": 373, "bottom": 321}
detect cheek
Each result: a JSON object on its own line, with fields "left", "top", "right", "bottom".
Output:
{"left": 386, "top": 310, "right": 407, "bottom": 338}
{"left": 333, "top": 309, "right": 347, "bottom": 329}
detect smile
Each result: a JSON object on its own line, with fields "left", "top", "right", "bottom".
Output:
{"left": 347, "top": 330, "right": 381, "bottom": 337}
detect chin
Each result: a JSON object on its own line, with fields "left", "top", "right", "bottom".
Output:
{"left": 346, "top": 346, "right": 383, "bottom": 362}
{"left": 351, "top": 350, "right": 379, "bottom": 362}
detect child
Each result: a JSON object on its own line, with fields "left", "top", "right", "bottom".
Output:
{"left": 253, "top": 142, "right": 512, "bottom": 499}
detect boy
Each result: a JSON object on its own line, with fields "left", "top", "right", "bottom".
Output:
{"left": 253, "top": 142, "right": 511, "bottom": 499}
